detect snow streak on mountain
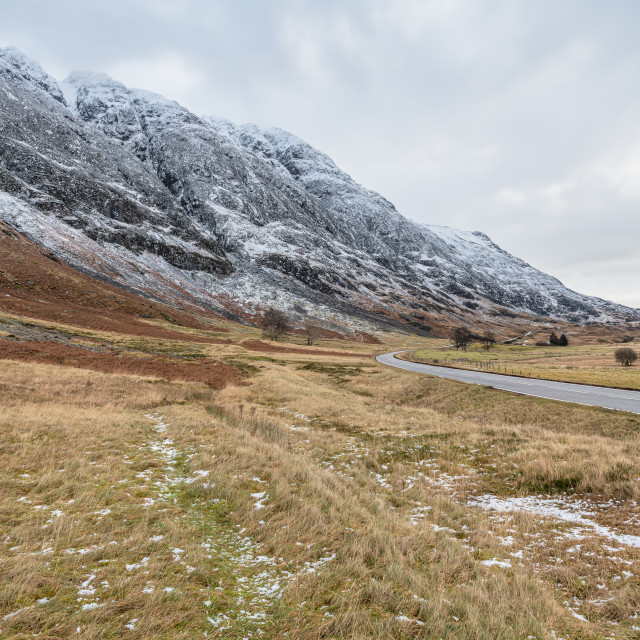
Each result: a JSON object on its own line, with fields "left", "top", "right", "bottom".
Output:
{"left": 0, "top": 46, "right": 637, "bottom": 333}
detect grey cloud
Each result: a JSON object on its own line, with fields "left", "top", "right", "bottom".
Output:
{"left": 1, "top": 0, "right": 638, "bottom": 306}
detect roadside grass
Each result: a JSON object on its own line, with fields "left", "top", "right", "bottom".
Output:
{"left": 220, "top": 353, "right": 640, "bottom": 499}
{"left": 409, "top": 342, "right": 640, "bottom": 389}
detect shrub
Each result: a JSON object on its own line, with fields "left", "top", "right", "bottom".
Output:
{"left": 615, "top": 347, "right": 638, "bottom": 367}
{"left": 480, "top": 331, "right": 496, "bottom": 350}
{"left": 262, "top": 308, "right": 288, "bottom": 341}
{"left": 451, "top": 326, "right": 472, "bottom": 350}
{"left": 304, "top": 321, "right": 322, "bottom": 346}
{"left": 549, "top": 332, "right": 568, "bottom": 346}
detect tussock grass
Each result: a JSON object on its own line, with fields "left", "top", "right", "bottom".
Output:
{"left": 0, "top": 360, "right": 579, "bottom": 639}
{"left": 2, "top": 324, "right": 640, "bottom": 637}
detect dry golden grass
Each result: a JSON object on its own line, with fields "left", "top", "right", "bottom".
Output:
{"left": 410, "top": 342, "right": 640, "bottom": 390}
{"left": 2, "top": 321, "right": 640, "bottom": 638}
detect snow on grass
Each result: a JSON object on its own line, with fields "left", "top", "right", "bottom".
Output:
{"left": 373, "top": 473, "right": 392, "bottom": 489}
{"left": 77, "top": 573, "right": 96, "bottom": 596}
{"left": 408, "top": 504, "right": 432, "bottom": 526}
{"left": 481, "top": 558, "right": 512, "bottom": 568}
{"left": 199, "top": 529, "right": 293, "bottom": 634}
{"left": 3, "top": 606, "right": 33, "bottom": 621}
{"left": 184, "top": 469, "right": 211, "bottom": 484}
{"left": 251, "top": 491, "right": 268, "bottom": 510}
{"left": 396, "top": 613, "right": 426, "bottom": 626}
{"left": 142, "top": 414, "right": 296, "bottom": 635}
{"left": 125, "top": 557, "right": 150, "bottom": 571}
{"left": 471, "top": 494, "right": 640, "bottom": 549}
{"left": 301, "top": 553, "right": 336, "bottom": 574}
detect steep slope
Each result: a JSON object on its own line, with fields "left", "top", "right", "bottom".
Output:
{"left": 216, "top": 124, "right": 634, "bottom": 324}
{"left": 0, "top": 46, "right": 637, "bottom": 334}
{"left": 0, "top": 48, "right": 237, "bottom": 314}
{"left": 0, "top": 221, "right": 228, "bottom": 336}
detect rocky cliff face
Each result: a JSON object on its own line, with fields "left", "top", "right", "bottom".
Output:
{"left": 0, "top": 46, "right": 637, "bottom": 333}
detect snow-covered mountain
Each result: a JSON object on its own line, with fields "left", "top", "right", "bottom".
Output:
{"left": 0, "top": 46, "right": 637, "bottom": 333}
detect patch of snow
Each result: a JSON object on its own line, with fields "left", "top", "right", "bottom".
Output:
{"left": 481, "top": 558, "right": 512, "bottom": 568}
{"left": 126, "top": 557, "right": 150, "bottom": 571}
{"left": 124, "top": 618, "right": 138, "bottom": 630}
{"left": 471, "top": 495, "right": 640, "bottom": 549}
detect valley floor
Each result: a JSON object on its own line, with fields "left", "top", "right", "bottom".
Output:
{"left": 407, "top": 341, "right": 640, "bottom": 390}
{"left": 2, "top": 314, "right": 640, "bottom": 639}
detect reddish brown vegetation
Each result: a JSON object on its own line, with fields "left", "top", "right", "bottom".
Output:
{"left": 0, "top": 339, "right": 240, "bottom": 389}
{"left": 0, "top": 224, "right": 228, "bottom": 340}
{"left": 0, "top": 225, "right": 384, "bottom": 346}
{"left": 353, "top": 330, "right": 382, "bottom": 344}
{"left": 287, "top": 326, "right": 381, "bottom": 344}
{"left": 240, "top": 339, "right": 369, "bottom": 358}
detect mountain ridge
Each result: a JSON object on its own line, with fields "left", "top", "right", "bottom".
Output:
{"left": 0, "top": 46, "right": 637, "bottom": 335}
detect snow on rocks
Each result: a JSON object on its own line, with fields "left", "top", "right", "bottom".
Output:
{"left": 3, "top": 46, "right": 638, "bottom": 336}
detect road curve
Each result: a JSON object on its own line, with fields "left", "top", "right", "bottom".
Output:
{"left": 376, "top": 351, "right": 640, "bottom": 415}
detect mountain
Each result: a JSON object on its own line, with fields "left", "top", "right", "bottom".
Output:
{"left": 0, "top": 46, "right": 637, "bottom": 335}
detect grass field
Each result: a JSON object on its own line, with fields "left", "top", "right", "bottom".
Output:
{"left": 2, "top": 313, "right": 640, "bottom": 638}
{"left": 407, "top": 341, "right": 640, "bottom": 390}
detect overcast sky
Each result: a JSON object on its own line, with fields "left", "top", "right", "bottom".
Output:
{"left": 2, "top": 0, "right": 639, "bottom": 307}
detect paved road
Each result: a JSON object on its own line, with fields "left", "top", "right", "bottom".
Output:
{"left": 376, "top": 351, "right": 640, "bottom": 415}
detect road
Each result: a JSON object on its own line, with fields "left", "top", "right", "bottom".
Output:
{"left": 376, "top": 351, "right": 640, "bottom": 415}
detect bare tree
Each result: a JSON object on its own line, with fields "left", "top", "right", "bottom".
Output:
{"left": 451, "top": 326, "right": 472, "bottom": 351}
{"left": 615, "top": 347, "right": 638, "bottom": 367}
{"left": 262, "top": 308, "right": 288, "bottom": 341}
{"left": 480, "top": 331, "right": 496, "bottom": 351}
{"left": 304, "top": 321, "right": 322, "bottom": 346}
